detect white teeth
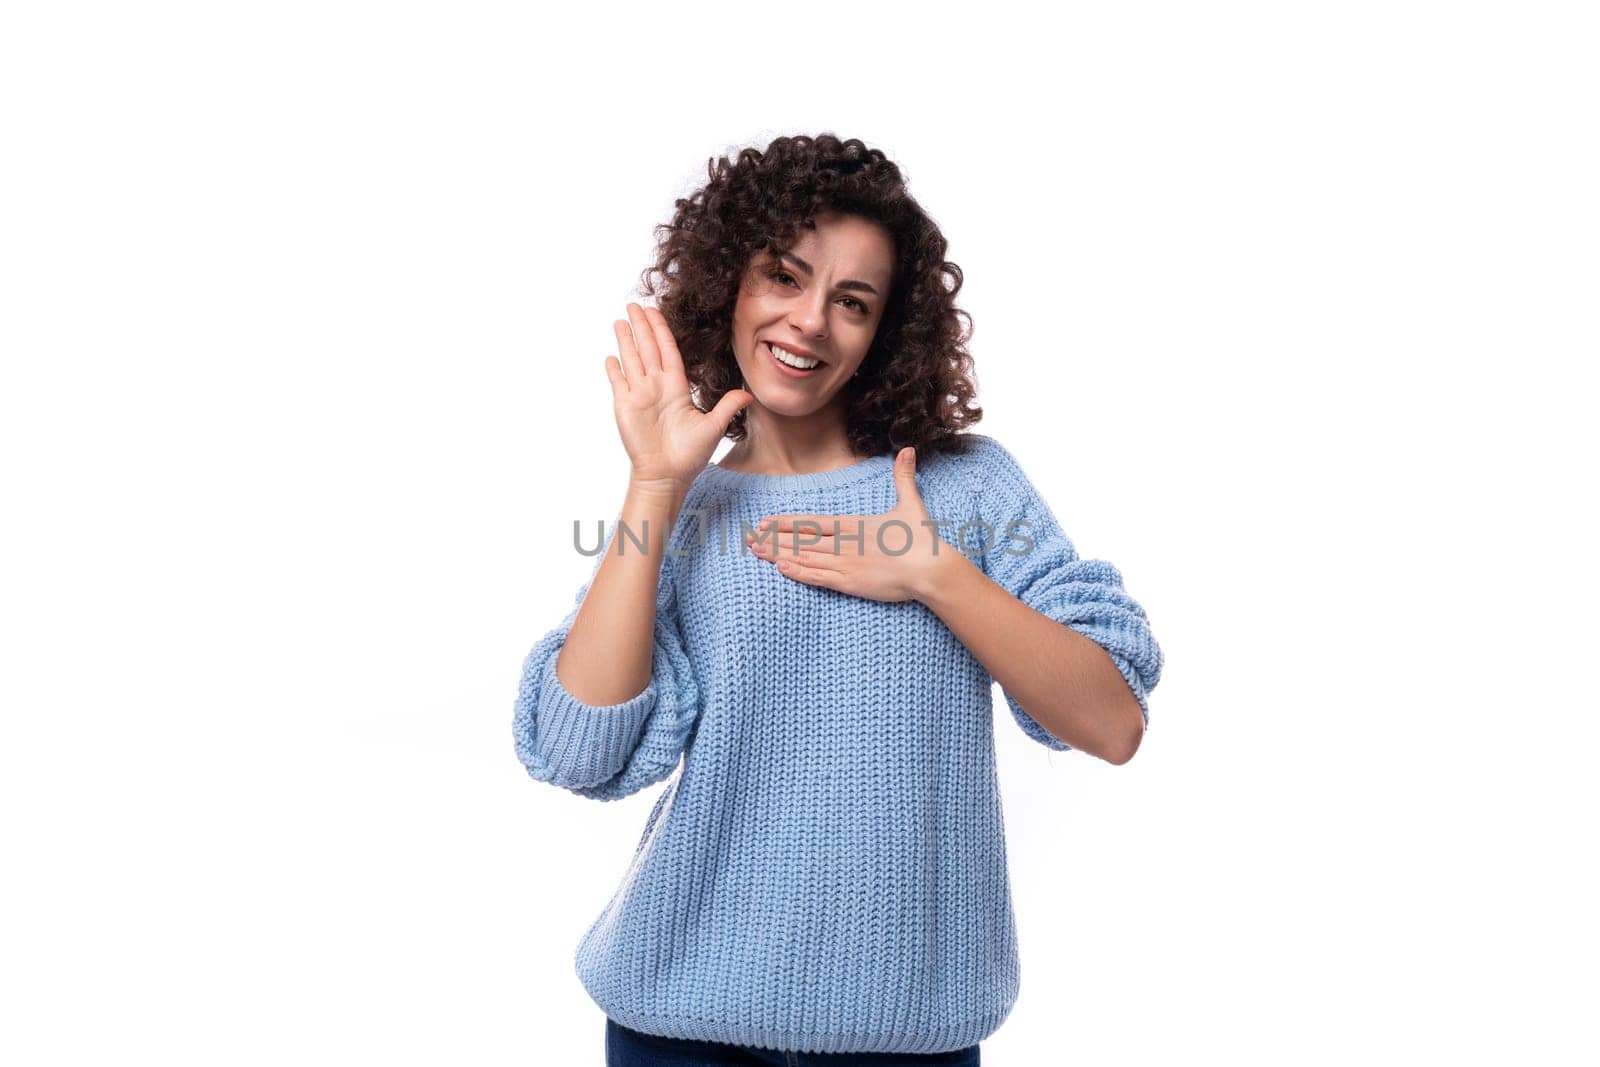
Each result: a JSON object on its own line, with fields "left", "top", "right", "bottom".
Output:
{"left": 767, "top": 343, "right": 821, "bottom": 370}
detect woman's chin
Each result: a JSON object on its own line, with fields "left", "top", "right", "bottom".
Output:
{"left": 745, "top": 391, "right": 835, "bottom": 418}
{"left": 734, "top": 361, "right": 842, "bottom": 416}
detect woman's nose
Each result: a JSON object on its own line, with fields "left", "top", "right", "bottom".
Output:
{"left": 788, "top": 294, "right": 829, "bottom": 338}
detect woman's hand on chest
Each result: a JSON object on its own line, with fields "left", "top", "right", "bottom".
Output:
{"left": 742, "top": 446, "right": 964, "bottom": 605}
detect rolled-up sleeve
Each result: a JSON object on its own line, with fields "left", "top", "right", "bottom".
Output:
{"left": 512, "top": 520, "right": 700, "bottom": 800}
{"left": 968, "top": 437, "right": 1164, "bottom": 751}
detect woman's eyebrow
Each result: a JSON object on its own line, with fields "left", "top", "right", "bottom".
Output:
{"left": 778, "top": 251, "right": 881, "bottom": 297}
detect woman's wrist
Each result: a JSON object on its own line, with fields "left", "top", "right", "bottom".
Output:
{"left": 619, "top": 477, "right": 689, "bottom": 556}
{"left": 912, "top": 548, "right": 980, "bottom": 611}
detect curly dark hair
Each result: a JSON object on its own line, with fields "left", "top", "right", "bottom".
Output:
{"left": 636, "top": 133, "right": 983, "bottom": 462}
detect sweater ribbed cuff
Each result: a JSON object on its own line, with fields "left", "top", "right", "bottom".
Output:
{"left": 532, "top": 664, "right": 658, "bottom": 789}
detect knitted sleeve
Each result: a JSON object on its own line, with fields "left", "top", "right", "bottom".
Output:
{"left": 967, "top": 436, "right": 1164, "bottom": 751}
{"left": 512, "top": 516, "right": 700, "bottom": 800}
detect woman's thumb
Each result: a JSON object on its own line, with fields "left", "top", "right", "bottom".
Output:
{"left": 709, "top": 388, "right": 754, "bottom": 431}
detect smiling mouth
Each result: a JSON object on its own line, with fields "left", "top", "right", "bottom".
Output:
{"left": 765, "top": 341, "right": 827, "bottom": 374}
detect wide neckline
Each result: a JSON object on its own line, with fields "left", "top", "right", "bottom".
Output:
{"left": 698, "top": 451, "right": 895, "bottom": 493}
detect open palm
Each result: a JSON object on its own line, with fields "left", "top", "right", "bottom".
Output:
{"left": 605, "top": 303, "right": 752, "bottom": 492}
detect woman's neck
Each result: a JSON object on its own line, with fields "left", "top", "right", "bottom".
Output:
{"left": 718, "top": 412, "right": 865, "bottom": 476}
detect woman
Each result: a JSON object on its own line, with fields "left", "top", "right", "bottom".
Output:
{"left": 513, "top": 134, "right": 1163, "bottom": 1066}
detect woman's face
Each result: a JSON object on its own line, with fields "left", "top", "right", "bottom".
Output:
{"left": 729, "top": 210, "right": 895, "bottom": 419}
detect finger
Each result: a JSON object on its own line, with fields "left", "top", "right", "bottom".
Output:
{"left": 760, "top": 514, "right": 850, "bottom": 533}
{"left": 745, "top": 530, "right": 836, "bottom": 556}
{"left": 708, "top": 388, "right": 753, "bottom": 434}
{"left": 762, "top": 523, "right": 832, "bottom": 552}
{"left": 757, "top": 541, "right": 852, "bottom": 570}
{"left": 895, "top": 445, "right": 917, "bottom": 476}
{"left": 773, "top": 556, "right": 842, "bottom": 589}
{"left": 744, "top": 528, "right": 786, "bottom": 554}
{"left": 625, "top": 302, "right": 663, "bottom": 376}
{"left": 615, "top": 318, "right": 646, "bottom": 384}
{"left": 892, "top": 446, "right": 927, "bottom": 512}
{"left": 761, "top": 520, "right": 863, "bottom": 552}
{"left": 789, "top": 543, "right": 848, "bottom": 567}
{"left": 643, "top": 306, "right": 686, "bottom": 378}
{"left": 604, "top": 355, "right": 627, "bottom": 393}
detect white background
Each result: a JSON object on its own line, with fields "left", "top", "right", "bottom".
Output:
{"left": 3, "top": 1, "right": 1595, "bottom": 1063}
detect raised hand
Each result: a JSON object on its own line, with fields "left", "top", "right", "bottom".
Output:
{"left": 605, "top": 302, "right": 753, "bottom": 494}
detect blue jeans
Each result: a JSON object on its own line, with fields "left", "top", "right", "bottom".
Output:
{"left": 605, "top": 1018, "right": 981, "bottom": 1067}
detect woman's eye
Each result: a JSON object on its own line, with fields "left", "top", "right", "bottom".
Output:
{"left": 771, "top": 270, "right": 868, "bottom": 313}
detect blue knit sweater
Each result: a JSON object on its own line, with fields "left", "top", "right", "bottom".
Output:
{"left": 513, "top": 433, "right": 1163, "bottom": 1055}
